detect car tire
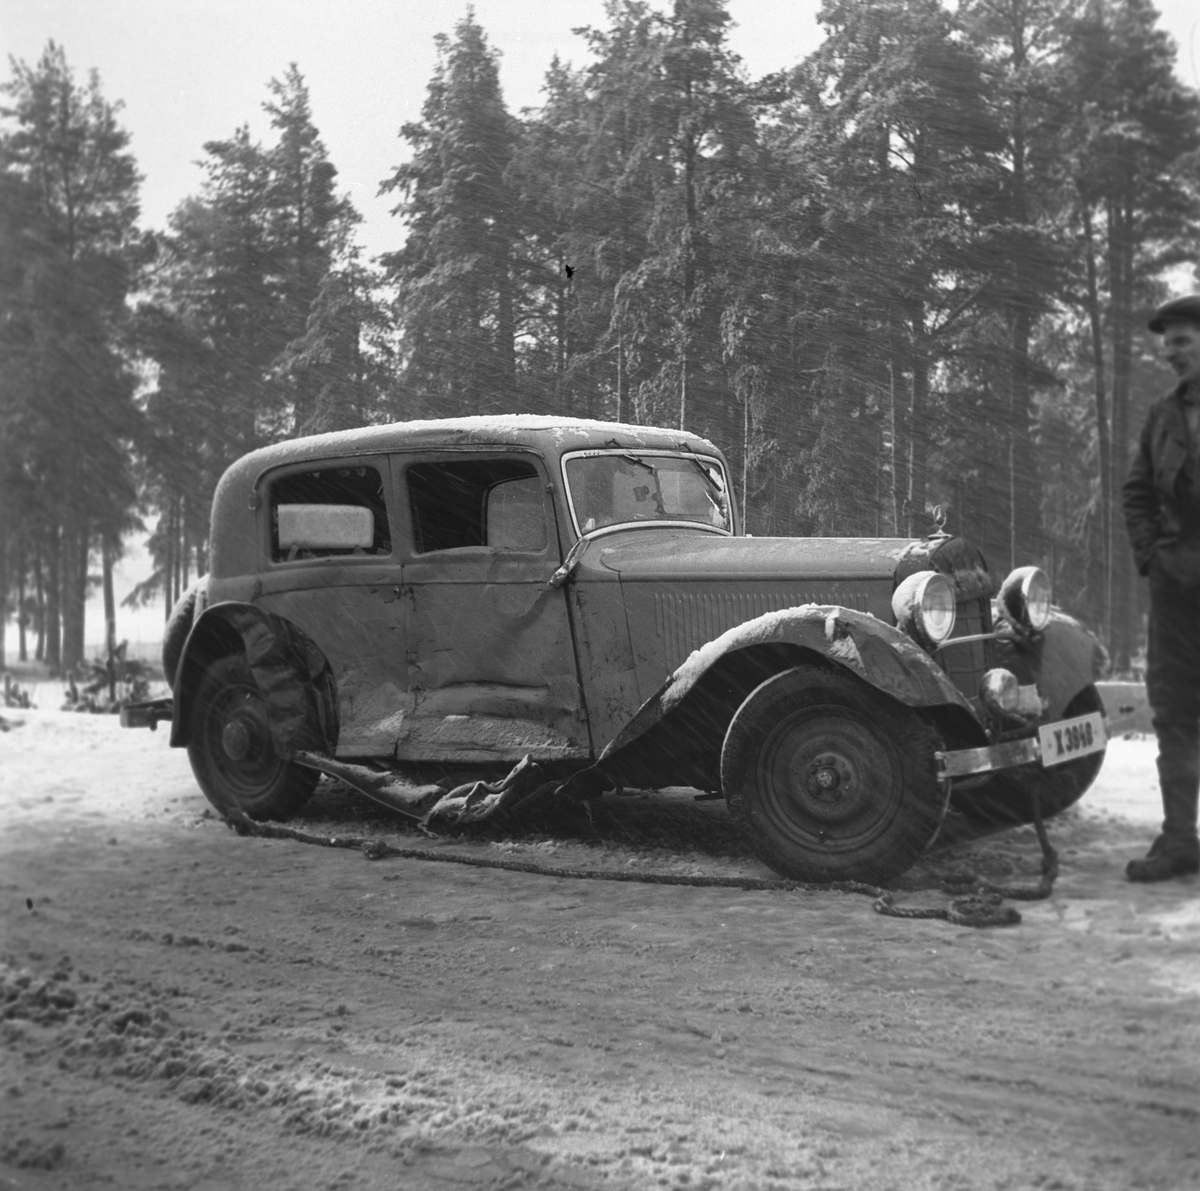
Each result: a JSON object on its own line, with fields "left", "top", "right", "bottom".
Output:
{"left": 186, "top": 654, "right": 319, "bottom": 820}
{"left": 951, "top": 684, "right": 1107, "bottom": 828}
{"left": 721, "top": 665, "right": 946, "bottom": 885}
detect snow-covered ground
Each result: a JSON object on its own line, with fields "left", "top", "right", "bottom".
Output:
{"left": 2, "top": 709, "right": 1198, "bottom": 1191}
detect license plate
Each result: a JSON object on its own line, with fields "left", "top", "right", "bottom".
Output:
{"left": 1038, "top": 711, "right": 1107, "bottom": 767}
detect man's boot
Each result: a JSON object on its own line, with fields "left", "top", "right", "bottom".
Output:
{"left": 1127, "top": 736, "right": 1200, "bottom": 882}
{"left": 1126, "top": 838, "right": 1199, "bottom": 881}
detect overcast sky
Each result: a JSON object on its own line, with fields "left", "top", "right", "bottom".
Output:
{"left": 1, "top": 0, "right": 831, "bottom": 263}
{"left": 2, "top": 0, "right": 1197, "bottom": 648}
{"left": 4, "top": 0, "right": 1197, "bottom": 267}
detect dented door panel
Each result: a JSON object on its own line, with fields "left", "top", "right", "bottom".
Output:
{"left": 398, "top": 452, "right": 591, "bottom": 765}
{"left": 257, "top": 577, "right": 410, "bottom": 758}
{"left": 567, "top": 565, "right": 641, "bottom": 755}
{"left": 401, "top": 553, "right": 588, "bottom": 762}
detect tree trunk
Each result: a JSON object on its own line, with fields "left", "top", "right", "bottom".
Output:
{"left": 556, "top": 258, "right": 568, "bottom": 381}
{"left": 75, "top": 521, "right": 90, "bottom": 666}
{"left": 45, "top": 521, "right": 61, "bottom": 674}
{"left": 60, "top": 521, "right": 77, "bottom": 672}
{"left": 34, "top": 546, "right": 45, "bottom": 662}
{"left": 103, "top": 537, "right": 117, "bottom": 702}
{"left": 0, "top": 518, "right": 7, "bottom": 671}
{"left": 1007, "top": 306, "right": 1040, "bottom": 571}
{"left": 907, "top": 304, "right": 929, "bottom": 538}
{"left": 679, "top": 113, "right": 697, "bottom": 433}
{"left": 1003, "top": 0, "right": 1042, "bottom": 571}
{"left": 17, "top": 541, "right": 28, "bottom": 663}
{"left": 741, "top": 381, "right": 751, "bottom": 533}
{"left": 60, "top": 519, "right": 89, "bottom": 672}
{"left": 1080, "top": 200, "right": 1111, "bottom": 645}
{"left": 1107, "top": 186, "right": 1135, "bottom": 673}
{"left": 182, "top": 503, "right": 190, "bottom": 592}
{"left": 888, "top": 311, "right": 909, "bottom": 537}
{"left": 615, "top": 328, "right": 625, "bottom": 424}
{"left": 164, "top": 502, "right": 176, "bottom": 622}
{"left": 496, "top": 255, "right": 517, "bottom": 411}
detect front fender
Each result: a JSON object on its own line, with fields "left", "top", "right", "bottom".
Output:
{"left": 590, "top": 605, "right": 978, "bottom": 791}
{"left": 992, "top": 608, "right": 1109, "bottom": 720}
{"left": 169, "top": 602, "right": 338, "bottom": 757}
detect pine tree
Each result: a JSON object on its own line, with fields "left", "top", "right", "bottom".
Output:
{"left": 0, "top": 42, "right": 143, "bottom": 672}
{"left": 278, "top": 263, "right": 396, "bottom": 433}
{"left": 381, "top": 13, "right": 519, "bottom": 416}
{"left": 1057, "top": 0, "right": 1200, "bottom": 666}
{"left": 263, "top": 65, "right": 360, "bottom": 432}
{"left": 961, "top": 0, "right": 1076, "bottom": 571}
{"left": 134, "top": 66, "right": 362, "bottom": 614}
{"left": 788, "top": 0, "right": 1005, "bottom": 539}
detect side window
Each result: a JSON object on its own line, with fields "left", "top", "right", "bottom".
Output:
{"left": 270, "top": 465, "right": 391, "bottom": 562}
{"left": 407, "top": 459, "right": 547, "bottom": 553}
{"left": 487, "top": 476, "right": 547, "bottom": 550}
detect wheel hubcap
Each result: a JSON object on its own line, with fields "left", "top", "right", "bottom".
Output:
{"left": 205, "top": 685, "right": 281, "bottom": 797}
{"left": 221, "top": 718, "right": 253, "bottom": 761}
{"left": 757, "top": 709, "right": 899, "bottom": 848}
{"left": 806, "top": 753, "right": 851, "bottom": 801}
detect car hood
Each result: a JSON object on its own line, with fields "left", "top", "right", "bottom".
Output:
{"left": 588, "top": 532, "right": 916, "bottom": 582}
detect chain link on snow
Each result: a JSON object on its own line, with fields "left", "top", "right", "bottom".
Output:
{"left": 214, "top": 788, "right": 1059, "bottom": 929}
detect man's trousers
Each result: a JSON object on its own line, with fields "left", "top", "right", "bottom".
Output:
{"left": 1146, "top": 564, "right": 1200, "bottom": 864}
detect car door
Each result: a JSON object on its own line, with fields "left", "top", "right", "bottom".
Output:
{"left": 397, "top": 449, "right": 591, "bottom": 766}
{"left": 253, "top": 456, "right": 409, "bottom": 758}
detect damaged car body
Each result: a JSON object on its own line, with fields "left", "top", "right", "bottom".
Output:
{"left": 125, "top": 416, "right": 1108, "bottom": 885}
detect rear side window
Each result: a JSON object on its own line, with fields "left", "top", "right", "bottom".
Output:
{"left": 407, "top": 459, "right": 547, "bottom": 553}
{"left": 270, "top": 465, "right": 391, "bottom": 561}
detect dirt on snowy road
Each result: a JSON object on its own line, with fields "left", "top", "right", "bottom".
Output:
{"left": 1, "top": 708, "right": 1199, "bottom": 1191}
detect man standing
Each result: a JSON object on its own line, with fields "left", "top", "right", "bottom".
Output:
{"left": 1122, "top": 294, "right": 1200, "bottom": 882}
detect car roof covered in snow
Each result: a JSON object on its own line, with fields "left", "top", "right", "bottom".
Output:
{"left": 224, "top": 416, "right": 723, "bottom": 483}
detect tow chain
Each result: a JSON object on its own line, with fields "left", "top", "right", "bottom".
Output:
{"left": 215, "top": 788, "right": 1059, "bottom": 929}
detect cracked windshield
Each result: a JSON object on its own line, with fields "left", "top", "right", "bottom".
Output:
{"left": 565, "top": 452, "right": 731, "bottom": 534}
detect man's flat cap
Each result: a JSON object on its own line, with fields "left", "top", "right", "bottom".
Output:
{"left": 1148, "top": 294, "right": 1200, "bottom": 332}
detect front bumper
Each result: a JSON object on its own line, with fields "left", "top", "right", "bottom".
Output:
{"left": 119, "top": 697, "right": 174, "bottom": 731}
{"left": 937, "top": 709, "right": 1107, "bottom": 779}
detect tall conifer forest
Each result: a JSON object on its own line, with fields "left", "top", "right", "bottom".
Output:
{"left": 2, "top": 0, "right": 1199, "bottom": 674}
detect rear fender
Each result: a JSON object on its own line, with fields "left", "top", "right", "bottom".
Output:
{"left": 591, "top": 605, "right": 980, "bottom": 792}
{"left": 169, "top": 602, "right": 338, "bottom": 757}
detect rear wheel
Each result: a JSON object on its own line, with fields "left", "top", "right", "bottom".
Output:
{"left": 951, "top": 684, "right": 1107, "bottom": 828}
{"left": 721, "top": 666, "right": 946, "bottom": 884}
{"left": 187, "top": 654, "right": 319, "bottom": 820}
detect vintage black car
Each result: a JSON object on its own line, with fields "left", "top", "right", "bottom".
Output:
{"left": 126, "top": 416, "right": 1107, "bottom": 884}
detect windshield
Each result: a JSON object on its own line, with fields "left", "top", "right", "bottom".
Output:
{"left": 563, "top": 451, "right": 732, "bottom": 535}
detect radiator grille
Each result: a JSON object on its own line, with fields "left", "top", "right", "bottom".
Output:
{"left": 653, "top": 590, "right": 869, "bottom": 671}
{"left": 937, "top": 597, "right": 991, "bottom": 701}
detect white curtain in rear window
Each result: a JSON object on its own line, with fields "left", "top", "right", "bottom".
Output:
{"left": 278, "top": 504, "right": 374, "bottom": 549}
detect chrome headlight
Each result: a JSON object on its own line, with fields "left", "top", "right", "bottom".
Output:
{"left": 998, "top": 566, "right": 1051, "bottom": 632}
{"left": 892, "top": 571, "right": 956, "bottom": 647}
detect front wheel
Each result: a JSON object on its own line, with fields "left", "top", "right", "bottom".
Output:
{"left": 187, "top": 654, "right": 319, "bottom": 820}
{"left": 721, "top": 665, "right": 946, "bottom": 885}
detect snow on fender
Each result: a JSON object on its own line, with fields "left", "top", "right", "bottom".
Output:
{"left": 162, "top": 577, "right": 207, "bottom": 691}
{"left": 598, "top": 604, "right": 972, "bottom": 767}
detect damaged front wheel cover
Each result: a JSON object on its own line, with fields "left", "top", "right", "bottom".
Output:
{"left": 187, "top": 654, "right": 319, "bottom": 820}
{"left": 721, "top": 666, "right": 946, "bottom": 885}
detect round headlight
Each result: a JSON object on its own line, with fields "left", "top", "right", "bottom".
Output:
{"left": 980, "top": 668, "right": 1020, "bottom": 715}
{"left": 999, "top": 566, "right": 1052, "bottom": 632}
{"left": 892, "top": 571, "right": 957, "bottom": 647}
